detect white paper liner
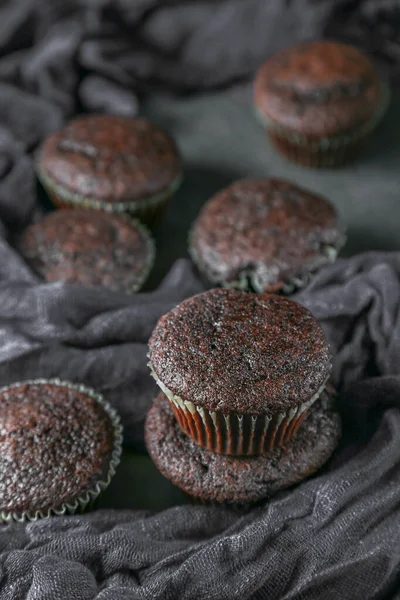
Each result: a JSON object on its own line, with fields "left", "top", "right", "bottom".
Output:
{"left": 36, "top": 158, "right": 183, "bottom": 222}
{"left": 150, "top": 364, "right": 327, "bottom": 455}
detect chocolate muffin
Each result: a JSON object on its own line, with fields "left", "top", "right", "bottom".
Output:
{"left": 189, "top": 178, "right": 345, "bottom": 293}
{"left": 36, "top": 115, "right": 183, "bottom": 225}
{"left": 145, "top": 390, "right": 341, "bottom": 505}
{"left": 0, "top": 379, "right": 123, "bottom": 522}
{"left": 254, "top": 41, "right": 389, "bottom": 167}
{"left": 18, "top": 209, "right": 155, "bottom": 292}
{"left": 149, "top": 288, "right": 331, "bottom": 456}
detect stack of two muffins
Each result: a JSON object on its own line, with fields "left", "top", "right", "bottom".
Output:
{"left": 146, "top": 288, "right": 341, "bottom": 505}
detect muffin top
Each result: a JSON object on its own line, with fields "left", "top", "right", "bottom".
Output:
{"left": 38, "top": 115, "right": 182, "bottom": 204}
{"left": 149, "top": 288, "right": 331, "bottom": 415}
{"left": 254, "top": 41, "right": 384, "bottom": 137}
{"left": 18, "top": 209, "right": 154, "bottom": 292}
{"left": 190, "top": 178, "right": 344, "bottom": 292}
{"left": 0, "top": 380, "right": 118, "bottom": 518}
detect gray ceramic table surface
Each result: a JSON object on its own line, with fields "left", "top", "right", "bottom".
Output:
{"left": 97, "top": 85, "right": 400, "bottom": 511}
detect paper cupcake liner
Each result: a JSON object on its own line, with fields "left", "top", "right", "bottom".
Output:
{"left": 36, "top": 159, "right": 183, "bottom": 227}
{"left": 267, "top": 131, "right": 368, "bottom": 168}
{"left": 256, "top": 80, "right": 390, "bottom": 168}
{"left": 150, "top": 364, "right": 327, "bottom": 455}
{"left": 169, "top": 392, "right": 320, "bottom": 455}
{"left": 188, "top": 228, "right": 346, "bottom": 296}
{"left": 146, "top": 387, "right": 340, "bottom": 504}
{"left": 0, "top": 378, "right": 123, "bottom": 523}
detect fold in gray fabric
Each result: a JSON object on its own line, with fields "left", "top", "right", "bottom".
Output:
{"left": 0, "top": 258, "right": 204, "bottom": 449}
{"left": 1, "top": 377, "right": 400, "bottom": 600}
{"left": 0, "top": 251, "right": 399, "bottom": 451}
{"left": 1, "top": 252, "right": 400, "bottom": 599}
{"left": 1, "top": 0, "right": 400, "bottom": 598}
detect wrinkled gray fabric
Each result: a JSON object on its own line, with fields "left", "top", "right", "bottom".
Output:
{"left": 1, "top": 0, "right": 400, "bottom": 599}
{"left": 295, "top": 253, "right": 400, "bottom": 389}
{"left": 0, "top": 257, "right": 204, "bottom": 449}
{"left": 1, "top": 289, "right": 400, "bottom": 600}
{"left": 1, "top": 254, "right": 400, "bottom": 599}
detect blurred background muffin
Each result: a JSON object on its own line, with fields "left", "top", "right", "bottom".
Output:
{"left": 190, "top": 178, "right": 345, "bottom": 294}
{"left": 18, "top": 209, "right": 155, "bottom": 293}
{"left": 254, "top": 41, "right": 389, "bottom": 168}
{"left": 36, "top": 115, "right": 183, "bottom": 227}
